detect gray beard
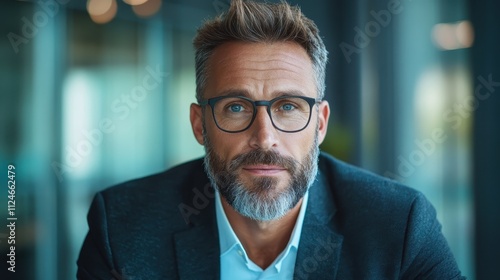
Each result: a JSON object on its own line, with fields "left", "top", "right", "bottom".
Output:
{"left": 202, "top": 129, "right": 319, "bottom": 221}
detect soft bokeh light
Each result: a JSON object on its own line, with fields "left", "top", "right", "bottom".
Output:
{"left": 132, "top": 0, "right": 162, "bottom": 18}
{"left": 432, "top": 20, "right": 474, "bottom": 50}
{"left": 414, "top": 66, "right": 448, "bottom": 130}
{"left": 87, "top": 0, "right": 117, "bottom": 24}
{"left": 62, "top": 70, "right": 101, "bottom": 179}
{"left": 123, "top": 0, "right": 149, "bottom": 6}
{"left": 456, "top": 21, "right": 475, "bottom": 48}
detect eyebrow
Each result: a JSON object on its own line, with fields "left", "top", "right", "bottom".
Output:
{"left": 215, "top": 89, "right": 309, "bottom": 99}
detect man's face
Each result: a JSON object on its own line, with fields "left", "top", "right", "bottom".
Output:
{"left": 190, "top": 41, "right": 330, "bottom": 221}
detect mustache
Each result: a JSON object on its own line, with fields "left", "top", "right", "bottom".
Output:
{"left": 228, "top": 149, "right": 298, "bottom": 173}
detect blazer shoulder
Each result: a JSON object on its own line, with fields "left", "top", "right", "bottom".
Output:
{"left": 85, "top": 156, "right": 209, "bottom": 242}
{"left": 94, "top": 157, "right": 207, "bottom": 218}
{"left": 318, "top": 152, "right": 421, "bottom": 215}
{"left": 315, "top": 153, "right": 463, "bottom": 279}
{"left": 78, "top": 158, "right": 207, "bottom": 279}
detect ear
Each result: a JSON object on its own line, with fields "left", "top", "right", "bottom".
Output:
{"left": 190, "top": 103, "right": 204, "bottom": 145}
{"left": 317, "top": 100, "right": 330, "bottom": 145}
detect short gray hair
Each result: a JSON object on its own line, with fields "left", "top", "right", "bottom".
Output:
{"left": 193, "top": 0, "right": 328, "bottom": 102}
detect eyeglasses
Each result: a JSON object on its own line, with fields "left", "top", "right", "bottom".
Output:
{"left": 199, "top": 95, "right": 321, "bottom": 133}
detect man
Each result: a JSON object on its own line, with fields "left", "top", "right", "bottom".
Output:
{"left": 77, "top": 0, "right": 464, "bottom": 279}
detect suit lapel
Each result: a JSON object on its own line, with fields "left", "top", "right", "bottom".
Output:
{"left": 174, "top": 174, "right": 220, "bottom": 280}
{"left": 294, "top": 170, "right": 343, "bottom": 279}
{"left": 174, "top": 224, "right": 219, "bottom": 280}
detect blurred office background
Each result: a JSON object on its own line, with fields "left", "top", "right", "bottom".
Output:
{"left": 0, "top": 0, "right": 498, "bottom": 279}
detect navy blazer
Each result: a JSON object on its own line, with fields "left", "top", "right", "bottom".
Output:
{"left": 77, "top": 153, "right": 464, "bottom": 279}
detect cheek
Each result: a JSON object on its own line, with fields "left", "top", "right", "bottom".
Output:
{"left": 286, "top": 127, "right": 317, "bottom": 156}
{"left": 207, "top": 128, "right": 246, "bottom": 159}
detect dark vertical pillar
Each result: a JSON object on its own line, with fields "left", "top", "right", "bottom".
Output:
{"left": 470, "top": 0, "right": 500, "bottom": 279}
{"left": 296, "top": 0, "right": 362, "bottom": 164}
{"left": 331, "top": 0, "right": 363, "bottom": 164}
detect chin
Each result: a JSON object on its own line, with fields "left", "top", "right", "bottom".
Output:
{"left": 245, "top": 176, "right": 289, "bottom": 196}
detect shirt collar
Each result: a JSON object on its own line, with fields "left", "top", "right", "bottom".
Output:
{"left": 215, "top": 191, "right": 240, "bottom": 255}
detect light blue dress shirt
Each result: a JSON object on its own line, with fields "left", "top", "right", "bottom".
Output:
{"left": 215, "top": 190, "right": 309, "bottom": 280}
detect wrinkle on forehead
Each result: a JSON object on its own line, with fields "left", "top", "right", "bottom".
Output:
{"left": 206, "top": 41, "right": 316, "bottom": 99}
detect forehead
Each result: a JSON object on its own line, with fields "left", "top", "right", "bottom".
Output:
{"left": 205, "top": 41, "right": 316, "bottom": 99}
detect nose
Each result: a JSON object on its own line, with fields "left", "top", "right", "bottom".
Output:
{"left": 248, "top": 106, "right": 279, "bottom": 150}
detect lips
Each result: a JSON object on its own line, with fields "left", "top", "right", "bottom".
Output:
{"left": 242, "top": 165, "right": 287, "bottom": 175}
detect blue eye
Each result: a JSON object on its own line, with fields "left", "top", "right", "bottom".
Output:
{"left": 229, "top": 104, "right": 243, "bottom": 112}
{"left": 281, "top": 104, "right": 295, "bottom": 111}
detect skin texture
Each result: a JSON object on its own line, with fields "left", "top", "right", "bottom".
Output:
{"left": 190, "top": 41, "right": 330, "bottom": 269}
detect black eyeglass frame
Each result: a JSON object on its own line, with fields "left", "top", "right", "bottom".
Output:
{"left": 199, "top": 95, "right": 322, "bottom": 133}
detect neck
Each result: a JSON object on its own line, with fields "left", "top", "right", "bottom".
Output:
{"left": 220, "top": 197, "right": 303, "bottom": 269}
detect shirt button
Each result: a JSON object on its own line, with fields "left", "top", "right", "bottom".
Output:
{"left": 237, "top": 250, "right": 243, "bottom": 256}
